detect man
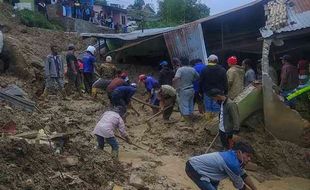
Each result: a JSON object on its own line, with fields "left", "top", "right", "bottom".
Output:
{"left": 280, "top": 55, "right": 299, "bottom": 108}
{"left": 157, "top": 85, "right": 177, "bottom": 121}
{"left": 92, "top": 106, "right": 131, "bottom": 160}
{"left": 97, "top": 56, "right": 117, "bottom": 79}
{"left": 158, "top": 61, "right": 174, "bottom": 86}
{"left": 139, "top": 74, "right": 159, "bottom": 104}
{"left": 227, "top": 56, "right": 245, "bottom": 100}
{"left": 42, "top": 45, "right": 65, "bottom": 99}
{"left": 192, "top": 59, "right": 206, "bottom": 114}
{"left": 82, "top": 45, "right": 96, "bottom": 94}
{"left": 242, "top": 59, "right": 256, "bottom": 87}
{"left": 91, "top": 78, "right": 112, "bottom": 98}
{"left": 106, "top": 72, "right": 128, "bottom": 101}
{"left": 111, "top": 83, "right": 137, "bottom": 108}
{"left": 186, "top": 141, "right": 257, "bottom": 190}
{"left": 173, "top": 57, "right": 199, "bottom": 122}
{"left": 208, "top": 88, "right": 240, "bottom": 150}
{"left": 66, "top": 44, "right": 81, "bottom": 95}
{"left": 199, "top": 55, "right": 228, "bottom": 120}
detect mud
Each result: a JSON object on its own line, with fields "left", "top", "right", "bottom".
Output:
{"left": 1, "top": 3, "right": 310, "bottom": 190}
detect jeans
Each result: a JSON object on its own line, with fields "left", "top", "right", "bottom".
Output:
{"left": 185, "top": 161, "right": 219, "bottom": 190}
{"left": 45, "top": 77, "right": 64, "bottom": 92}
{"left": 96, "top": 135, "right": 119, "bottom": 151}
{"left": 204, "top": 95, "right": 220, "bottom": 113}
{"left": 178, "top": 88, "right": 195, "bottom": 115}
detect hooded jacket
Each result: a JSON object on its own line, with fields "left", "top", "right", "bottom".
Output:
{"left": 227, "top": 65, "right": 245, "bottom": 99}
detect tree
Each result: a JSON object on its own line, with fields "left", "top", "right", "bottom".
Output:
{"left": 158, "top": 0, "right": 210, "bottom": 24}
{"left": 133, "top": 0, "right": 145, "bottom": 10}
{"left": 127, "top": 1, "right": 157, "bottom": 31}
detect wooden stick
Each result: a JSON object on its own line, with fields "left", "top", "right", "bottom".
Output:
{"left": 205, "top": 132, "right": 219, "bottom": 153}
{"left": 146, "top": 105, "right": 173, "bottom": 122}
{"left": 130, "top": 105, "right": 140, "bottom": 116}
{"left": 131, "top": 96, "right": 160, "bottom": 109}
{"left": 115, "top": 134, "right": 147, "bottom": 151}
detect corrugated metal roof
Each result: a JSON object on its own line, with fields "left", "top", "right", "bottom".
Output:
{"left": 260, "top": 0, "right": 310, "bottom": 38}
{"left": 81, "top": 27, "right": 175, "bottom": 41}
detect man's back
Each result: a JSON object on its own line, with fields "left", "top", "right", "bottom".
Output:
{"left": 227, "top": 65, "right": 245, "bottom": 99}
{"left": 175, "top": 66, "right": 199, "bottom": 89}
{"left": 82, "top": 52, "right": 96, "bottom": 73}
{"left": 107, "top": 77, "right": 125, "bottom": 93}
{"left": 200, "top": 64, "right": 227, "bottom": 94}
{"left": 280, "top": 63, "right": 299, "bottom": 91}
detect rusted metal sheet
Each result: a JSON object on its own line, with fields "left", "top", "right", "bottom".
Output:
{"left": 164, "top": 23, "right": 207, "bottom": 63}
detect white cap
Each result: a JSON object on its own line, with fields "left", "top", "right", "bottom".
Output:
{"left": 106, "top": 56, "right": 112, "bottom": 63}
{"left": 208, "top": 54, "right": 218, "bottom": 62}
{"left": 86, "top": 46, "right": 96, "bottom": 55}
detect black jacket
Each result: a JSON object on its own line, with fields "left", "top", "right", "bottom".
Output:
{"left": 159, "top": 67, "right": 174, "bottom": 86}
{"left": 199, "top": 64, "right": 228, "bottom": 95}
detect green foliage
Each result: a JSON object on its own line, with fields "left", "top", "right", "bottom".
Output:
{"left": 17, "top": 9, "right": 63, "bottom": 30}
{"left": 133, "top": 0, "right": 145, "bottom": 10}
{"left": 158, "top": 0, "right": 210, "bottom": 24}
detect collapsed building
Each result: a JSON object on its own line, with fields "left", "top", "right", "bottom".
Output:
{"left": 81, "top": 0, "right": 310, "bottom": 145}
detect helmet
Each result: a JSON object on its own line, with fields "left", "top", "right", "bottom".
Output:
{"left": 86, "top": 46, "right": 96, "bottom": 55}
{"left": 130, "top": 83, "right": 137, "bottom": 88}
{"left": 106, "top": 56, "right": 112, "bottom": 63}
{"left": 227, "top": 56, "right": 238, "bottom": 65}
{"left": 160, "top": 61, "right": 168, "bottom": 67}
{"left": 138, "top": 74, "right": 146, "bottom": 82}
{"left": 120, "top": 72, "right": 128, "bottom": 79}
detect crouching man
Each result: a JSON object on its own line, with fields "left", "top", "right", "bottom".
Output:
{"left": 92, "top": 106, "right": 131, "bottom": 160}
{"left": 157, "top": 84, "right": 177, "bottom": 121}
{"left": 186, "top": 141, "right": 257, "bottom": 190}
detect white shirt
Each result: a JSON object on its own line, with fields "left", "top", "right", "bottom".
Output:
{"left": 219, "top": 102, "right": 225, "bottom": 132}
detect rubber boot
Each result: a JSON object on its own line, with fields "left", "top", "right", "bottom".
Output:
{"left": 91, "top": 87, "right": 97, "bottom": 98}
{"left": 204, "top": 112, "right": 212, "bottom": 121}
{"left": 111, "top": 150, "right": 119, "bottom": 161}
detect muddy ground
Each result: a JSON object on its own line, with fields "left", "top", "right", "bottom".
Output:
{"left": 1, "top": 73, "right": 310, "bottom": 190}
{"left": 1, "top": 3, "right": 310, "bottom": 190}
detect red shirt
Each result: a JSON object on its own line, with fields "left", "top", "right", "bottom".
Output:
{"left": 107, "top": 77, "right": 125, "bottom": 93}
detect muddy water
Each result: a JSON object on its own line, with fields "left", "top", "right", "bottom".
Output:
{"left": 120, "top": 151, "right": 310, "bottom": 190}
{"left": 121, "top": 108, "right": 310, "bottom": 190}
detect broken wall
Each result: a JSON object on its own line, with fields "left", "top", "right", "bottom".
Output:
{"left": 261, "top": 39, "right": 310, "bottom": 145}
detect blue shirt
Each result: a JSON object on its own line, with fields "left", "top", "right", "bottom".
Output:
{"left": 82, "top": 52, "right": 96, "bottom": 73}
{"left": 189, "top": 151, "right": 245, "bottom": 189}
{"left": 144, "top": 76, "right": 158, "bottom": 92}
{"left": 193, "top": 62, "right": 206, "bottom": 92}
{"left": 114, "top": 86, "right": 136, "bottom": 103}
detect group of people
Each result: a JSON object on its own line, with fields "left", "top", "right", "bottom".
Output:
{"left": 42, "top": 45, "right": 308, "bottom": 189}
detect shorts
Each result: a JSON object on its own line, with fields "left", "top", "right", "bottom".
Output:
{"left": 204, "top": 94, "right": 220, "bottom": 113}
